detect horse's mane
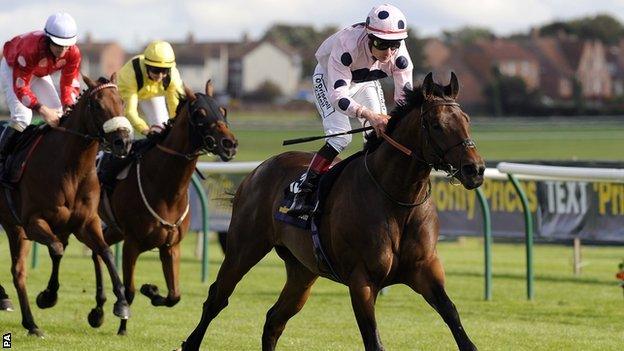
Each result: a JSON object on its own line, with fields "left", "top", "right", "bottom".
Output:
{"left": 55, "top": 77, "right": 112, "bottom": 126}
{"left": 363, "top": 82, "right": 447, "bottom": 153}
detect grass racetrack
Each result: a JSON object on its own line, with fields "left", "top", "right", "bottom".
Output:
{"left": 0, "top": 112, "right": 623, "bottom": 350}
{"left": 0, "top": 237, "right": 622, "bottom": 350}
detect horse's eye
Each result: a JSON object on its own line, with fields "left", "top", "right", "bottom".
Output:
{"left": 432, "top": 124, "right": 442, "bottom": 131}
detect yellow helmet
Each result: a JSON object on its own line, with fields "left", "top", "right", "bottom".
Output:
{"left": 143, "top": 40, "right": 176, "bottom": 68}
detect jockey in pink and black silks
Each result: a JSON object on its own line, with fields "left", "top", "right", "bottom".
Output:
{"left": 0, "top": 12, "right": 82, "bottom": 174}
{"left": 288, "top": 4, "right": 414, "bottom": 215}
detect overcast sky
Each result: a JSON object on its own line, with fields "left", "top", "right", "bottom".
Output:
{"left": 1, "top": 0, "right": 623, "bottom": 50}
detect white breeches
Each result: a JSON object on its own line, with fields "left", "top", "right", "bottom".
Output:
{"left": 312, "top": 64, "right": 386, "bottom": 152}
{"left": 0, "top": 58, "right": 62, "bottom": 131}
{"left": 139, "top": 96, "right": 169, "bottom": 129}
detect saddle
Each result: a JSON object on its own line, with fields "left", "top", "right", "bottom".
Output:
{"left": 274, "top": 151, "right": 363, "bottom": 282}
{"left": 275, "top": 151, "right": 363, "bottom": 228}
{"left": 1, "top": 123, "right": 49, "bottom": 185}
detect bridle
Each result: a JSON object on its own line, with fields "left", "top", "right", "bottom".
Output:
{"left": 53, "top": 83, "right": 127, "bottom": 153}
{"left": 419, "top": 99, "right": 476, "bottom": 177}
{"left": 155, "top": 93, "right": 232, "bottom": 160}
{"left": 364, "top": 98, "right": 476, "bottom": 207}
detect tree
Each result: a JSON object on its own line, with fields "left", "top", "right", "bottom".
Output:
{"left": 263, "top": 24, "right": 338, "bottom": 78}
{"left": 483, "top": 67, "right": 543, "bottom": 116}
{"left": 442, "top": 26, "right": 496, "bottom": 45}
{"left": 540, "top": 14, "right": 624, "bottom": 45}
{"left": 404, "top": 28, "right": 427, "bottom": 73}
{"left": 244, "top": 80, "right": 283, "bottom": 103}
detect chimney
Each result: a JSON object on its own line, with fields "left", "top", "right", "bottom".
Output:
{"left": 187, "top": 32, "right": 195, "bottom": 45}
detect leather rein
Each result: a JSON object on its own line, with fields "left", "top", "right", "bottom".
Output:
{"left": 364, "top": 99, "right": 475, "bottom": 208}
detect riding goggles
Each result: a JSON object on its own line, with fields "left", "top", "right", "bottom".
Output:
{"left": 146, "top": 65, "right": 170, "bottom": 75}
{"left": 371, "top": 38, "right": 401, "bottom": 51}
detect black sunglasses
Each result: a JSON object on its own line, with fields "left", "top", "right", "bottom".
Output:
{"left": 146, "top": 65, "right": 170, "bottom": 74}
{"left": 372, "top": 38, "right": 401, "bottom": 51}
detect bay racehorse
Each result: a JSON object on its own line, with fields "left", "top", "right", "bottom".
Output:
{"left": 95, "top": 81, "right": 237, "bottom": 335}
{"left": 0, "top": 75, "right": 133, "bottom": 337}
{"left": 181, "top": 72, "right": 484, "bottom": 351}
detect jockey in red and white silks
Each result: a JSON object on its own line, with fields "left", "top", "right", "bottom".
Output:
{"left": 0, "top": 12, "right": 82, "bottom": 181}
{"left": 288, "top": 4, "right": 414, "bottom": 215}
{"left": 0, "top": 13, "right": 81, "bottom": 132}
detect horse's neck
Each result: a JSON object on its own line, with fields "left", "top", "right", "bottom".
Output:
{"left": 367, "top": 126, "right": 431, "bottom": 204}
{"left": 50, "top": 101, "right": 99, "bottom": 169}
{"left": 143, "top": 118, "right": 197, "bottom": 203}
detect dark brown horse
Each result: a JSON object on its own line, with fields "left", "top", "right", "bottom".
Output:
{"left": 95, "top": 81, "right": 237, "bottom": 335}
{"left": 181, "top": 73, "right": 484, "bottom": 351}
{"left": 0, "top": 75, "right": 133, "bottom": 337}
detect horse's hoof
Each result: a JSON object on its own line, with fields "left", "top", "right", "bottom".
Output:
{"left": 28, "top": 328, "right": 45, "bottom": 338}
{"left": 88, "top": 307, "right": 105, "bottom": 328}
{"left": 113, "top": 301, "right": 130, "bottom": 320}
{"left": 117, "top": 328, "right": 127, "bottom": 336}
{"left": 36, "top": 289, "right": 58, "bottom": 309}
{"left": 140, "top": 284, "right": 159, "bottom": 298}
{"left": 0, "top": 298, "right": 14, "bottom": 311}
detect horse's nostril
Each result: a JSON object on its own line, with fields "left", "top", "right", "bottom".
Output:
{"left": 478, "top": 165, "right": 485, "bottom": 176}
{"left": 462, "top": 164, "right": 478, "bottom": 177}
{"left": 221, "top": 138, "right": 235, "bottom": 149}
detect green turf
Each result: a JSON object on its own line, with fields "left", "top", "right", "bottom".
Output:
{"left": 0, "top": 236, "right": 622, "bottom": 350}
{"left": 218, "top": 113, "right": 624, "bottom": 162}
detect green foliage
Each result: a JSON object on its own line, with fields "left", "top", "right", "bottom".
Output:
{"left": 243, "top": 80, "right": 283, "bottom": 103}
{"left": 442, "top": 26, "right": 496, "bottom": 45}
{"left": 404, "top": 28, "right": 427, "bottom": 73}
{"left": 483, "top": 68, "right": 543, "bottom": 116}
{"left": 540, "top": 14, "right": 624, "bottom": 44}
{"left": 263, "top": 24, "right": 338, "bottom": 78}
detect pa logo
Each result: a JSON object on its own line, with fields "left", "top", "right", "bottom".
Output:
{"left": 2, "top": 333, "right": 10, "bottom": 349}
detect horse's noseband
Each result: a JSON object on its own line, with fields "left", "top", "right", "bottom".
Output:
{"left": 420, "top": 100, "right": 476, "bottom": 174}
{"left": 188, "top": 93, "right": 228, "bottom": 154}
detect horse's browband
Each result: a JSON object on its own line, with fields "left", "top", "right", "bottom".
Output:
{"left": 89, "top": 83, "right": 117, "bottom": 96}
{"left": 420, "top": 101, "right": 460, "bottom": 117}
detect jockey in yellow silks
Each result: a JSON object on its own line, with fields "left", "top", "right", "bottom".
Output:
{"left": 117, "top": 40, "right": 184, "bottom": 135}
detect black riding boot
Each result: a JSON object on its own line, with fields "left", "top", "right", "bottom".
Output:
{"left": 97, "top": 153, "right": 131, "bottom": 194}
{"left": 288, "top": 169, "right": 322, "bottom": 215}
{"left": 287, "top": 143, "right": 339, "bottom": 216}
{"left": 0, "top": 127, "right": 20, "bottom": 182}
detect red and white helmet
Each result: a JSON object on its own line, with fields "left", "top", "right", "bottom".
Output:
{"left": 44, "top": 12, "right": 78, "bottom": 46}
{"left": 365, "top": 4, "right": 408, "bottom": 40}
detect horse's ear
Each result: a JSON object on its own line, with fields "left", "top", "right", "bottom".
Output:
{"left": 444, "top": 71, "right": 459, "bottom": 100}
{"left": 205, "top": 80, "right": 214, "bottom": 97}
{"left": 422, "top": 72, "right": 434, "bottom": 99}
{"left": 110, "top": 72, "right": 118, "bottom": 85}
{"left": 183, "top": 83, "right": 196, "bottom": 101}
{"left": 83, "top": 74, "right": 96, "bottom": 88}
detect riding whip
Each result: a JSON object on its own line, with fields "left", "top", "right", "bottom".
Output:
{"left": 282, "top": 126, "right": 373, "bottom": 146}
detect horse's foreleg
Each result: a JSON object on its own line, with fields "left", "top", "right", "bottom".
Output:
{"left": 0, "top": 283, "right": 14, "bottom": 311}
{"left": 140, "top": 243, "right": 181, "bottom": 307}
{"left": 116, "top": 240, "right": 140, "bottom": 336}
{"left": 262, "top": 248, "right": 318, "bottom": 351}
{"left": 82, "top": 218, "right": 130, "bottom": 323}
{"left": 182, "top": 242, "right": 272, "bottom": 351}
{"left": 36, "top": 243, "right": 67, "bottom": 309}
{"left": 407, "top": 257, "right": 477, "bottom": 351}
{"left": 87, "top": 252, "right": 106, "bottom": 328}
{"left": 25, "top": 218, "right": 63, "bottom": 255}
{"left": 7, "top": 226, "right": 43, "bottom": 336}
{"left": 348, "top": 270, "right": 384, "bottom": 351}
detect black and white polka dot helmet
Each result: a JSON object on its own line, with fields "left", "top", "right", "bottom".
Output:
{"left": 365, "top": 4, "right": 408, "bottom": 40}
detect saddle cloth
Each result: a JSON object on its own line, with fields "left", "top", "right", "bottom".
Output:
{"left": 1, "top": 123, "right": 49, "bottom": 184}
{"left": 274, "top": 150, "right": 363, "bottom": 229}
